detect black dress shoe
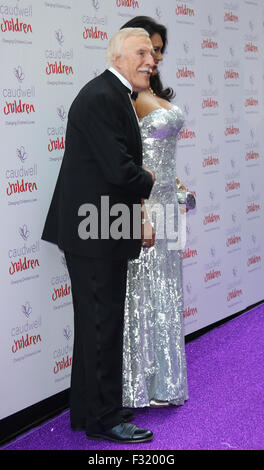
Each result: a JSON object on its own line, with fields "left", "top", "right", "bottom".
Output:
{"left": 86, "top": 422, "right": 153, "bottom": 443}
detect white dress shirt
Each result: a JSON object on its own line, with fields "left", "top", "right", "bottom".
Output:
{"left": 108, "top": 67, "right": 139, "bottom": 123}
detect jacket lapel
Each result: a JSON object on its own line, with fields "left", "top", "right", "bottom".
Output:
{"left": 125, "top": 93, "right": 143, "bottom": 159}
{"left": 102, "top": 70, "right": 142, "bottom": 161}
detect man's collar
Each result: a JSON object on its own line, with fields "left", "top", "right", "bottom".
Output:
{"left": 108, "top": 67, "right": 133, "bottom": 94}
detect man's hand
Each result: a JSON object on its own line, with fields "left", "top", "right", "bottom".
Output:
{"left": 142, "top": 165, "right": 156, "bottom": 183}
{"left": 141, "top": 219, "right": 155, "bottom": 248}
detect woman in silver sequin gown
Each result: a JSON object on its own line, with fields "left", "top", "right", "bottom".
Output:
{"left": 121, "top": 17, "right": 189, "bottom": 408}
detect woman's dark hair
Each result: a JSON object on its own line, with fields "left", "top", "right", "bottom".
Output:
{"left": 121, "top": 16, "right": 174, "bottom": 101}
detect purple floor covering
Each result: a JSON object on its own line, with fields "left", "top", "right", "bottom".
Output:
{"left": 2, "top": 304, "right": 264, "bottom": 451}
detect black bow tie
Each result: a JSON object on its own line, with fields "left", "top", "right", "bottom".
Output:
{"left": 131, "top": 91, "right": 138, "bottom": 101}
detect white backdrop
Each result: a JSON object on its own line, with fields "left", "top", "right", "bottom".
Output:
{"left": 1, "top": 0, "right": 264, "bottom": 420}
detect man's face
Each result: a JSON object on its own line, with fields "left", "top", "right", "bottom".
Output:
{"left": 114, "top": 35, "right": 154, "bottom": 91}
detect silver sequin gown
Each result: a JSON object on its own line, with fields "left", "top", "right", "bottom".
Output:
{"left": 122, "top": 106, "right": 188, "bottom": 408}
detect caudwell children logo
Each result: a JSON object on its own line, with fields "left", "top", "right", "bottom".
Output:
{"left": 201, "top": 131, "right": 220, "bottom": 171}
{"left": 224, "top": 102, "right": 240, "bottom": 141}
{"left": 224, "top": 45, "right": 240, "bottom": 85}
{"left": 116, "top": 0, "right": 140, "bottom": 9}
{"left": 5, "top": 146, "right": 38, "bottom": 200}
{"left": 203, "top": 189, "right": 221, "bottom": 229}
{"left": 245, "top": 128, "right": 260, "bottom": 164}
{"left": 177, "top": 101, "right": 196, "bottom": 145}
{"left": 183, "top": 281, "right": 198, "bottom": 321}
{"left": 11, "top": 302, "right": 42, "bottom": 356}
{"left": 224, "top": 2, "right": 239, "bottom": 29}
{"left": 175, "top": 1, "right": 195, "bottom": 23}
{"left": 247, "top": 233, "right": 262, "bottom": 271}
{"left": 246, "top": 181, "right": 261, "bottom": 217}
{"left": 45, "top": 29, "right": 74, "bottom": 80}
{"left": 200, "top": 13, "right": 219, "bottom": 56}
{"left": 176, "top": 41, "right": 196, "bottom": 87}
{"left": 201, "top": 73, "right": 220, "bottom": 115}
{"left": 52, "top": 254, "right": 72, "bottom": 303}
{"left": 1, "top": 3, "right": 33, "bottom": 35}
{"left": 82, "top": 3, "right": 108, "bottom": 43}
{"left": 244, "top": 74, "right": 259, "bottom": 112}
{"left": 53, "top": 327, "right": 73, "bottom": 377}
{"left": 50, "top": 253, "right": 72, "bottom": 309}
{"left": 226, "top": 266, "right": 243, "bottom": 305}
{"left": 244, "top": 19, "right": 259, "bottom": 57}
{"left": 8, "top": 225, "right": 40, "bottom": 277}
{"left": 225, "top": 212, "right": 242, "bottom": 252}
{"left": 47, "top": 105, "right": 67, "bottom": 157}
{"left": 225, "top": 157, "right": 241, "bottom": 196}
{"left": 204, "top": 245, "right": 222, "bottom": 286}
{"left": 2, "top": 65, "right": 35, "bottom": 118}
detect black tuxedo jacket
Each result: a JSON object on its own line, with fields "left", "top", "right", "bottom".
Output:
{"left": 42, "top": 70, "right": 153, "bottom": 259}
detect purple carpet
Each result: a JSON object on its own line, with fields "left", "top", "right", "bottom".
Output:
{"left": 2, "top": 304, "right": 264, "bottom": 450}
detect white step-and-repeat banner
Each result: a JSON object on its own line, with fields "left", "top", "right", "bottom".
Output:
{"left": 1, "top": 0, "right": 264, "bottom": 420}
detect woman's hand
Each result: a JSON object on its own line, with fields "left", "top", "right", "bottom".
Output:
{"left": 176, "top": 177, "right": 189, "bottom": 213}
{"left": 176, "top": 177, "right": 187, "bottom": 191}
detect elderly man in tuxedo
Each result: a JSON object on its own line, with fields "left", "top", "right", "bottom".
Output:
{"left": 42, "top": 28, "right": 155, "bottom": 443}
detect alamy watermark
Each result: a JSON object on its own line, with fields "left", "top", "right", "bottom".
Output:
{"left": 78, "top": 196, "right": 187, "bottom": 250}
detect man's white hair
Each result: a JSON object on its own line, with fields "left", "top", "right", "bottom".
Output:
{"left": 106, "top": 27, "right": 150, "bottom": 66}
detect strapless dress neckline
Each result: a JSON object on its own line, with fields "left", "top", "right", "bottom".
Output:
{"left": 139, "top": 106, "right": 175, "bottom": 121}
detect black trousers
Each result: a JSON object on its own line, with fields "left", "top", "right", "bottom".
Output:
{"left": 65, "top": 252, "right": 128, "bottom": 433}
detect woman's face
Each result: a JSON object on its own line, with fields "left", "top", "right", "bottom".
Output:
{"left": 150, "top": 33, "right": 164, "bottom": 75}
